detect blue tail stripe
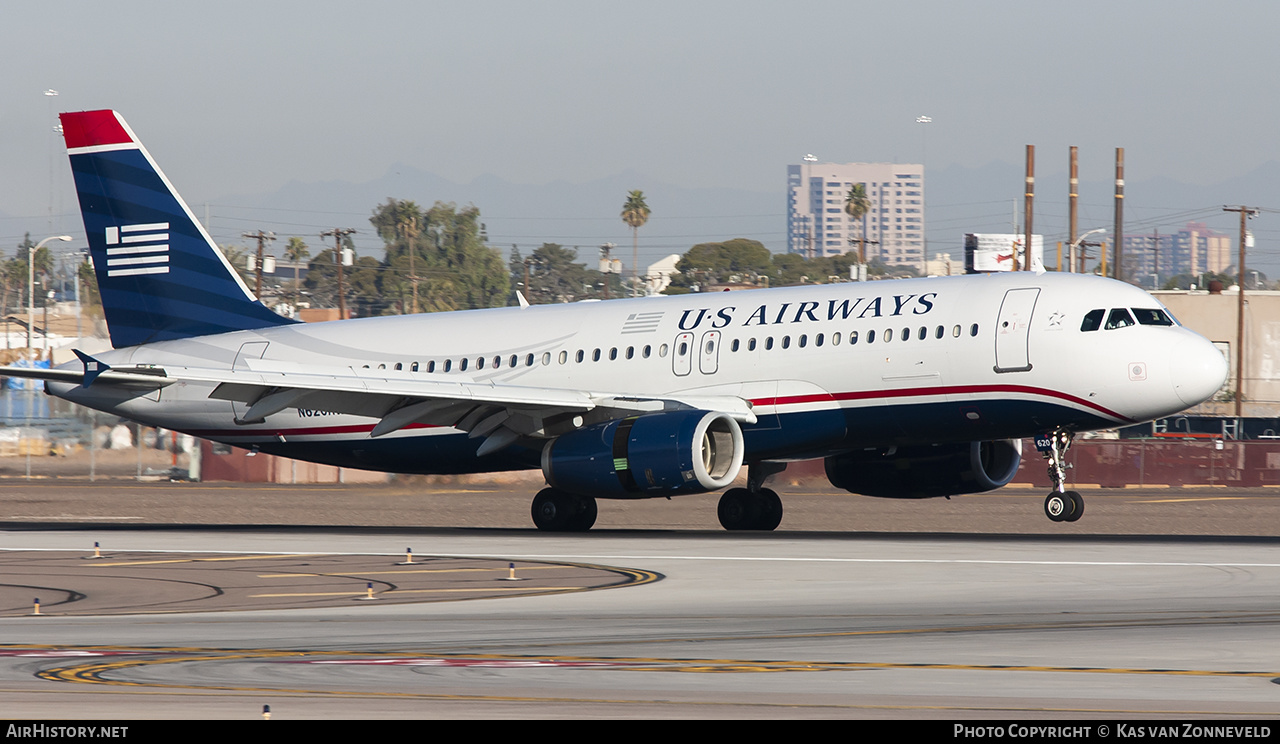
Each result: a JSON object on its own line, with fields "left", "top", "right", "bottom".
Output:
{"left": 69, "top": 143, "right": 297, "bottom": 348}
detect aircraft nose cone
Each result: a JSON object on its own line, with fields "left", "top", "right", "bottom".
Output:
{"left": 1171, "top": 332, "right": 1228, "bottom": 407}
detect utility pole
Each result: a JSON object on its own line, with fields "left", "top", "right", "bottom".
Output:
{"left": 599, "top": 243, "right": 616, "bottom": 299}
{"left": 1224, "top": 206, "right": 1258, "bottom": 418}
{"left": 398, "top": 217, "right": 419, "bottom": 314}
{"left": 1023, "top": 145, "right": 1035, "bottom": 271}
{"left": 847, "top": 236, "right": 879, "bottom": 264}
{"left": 1078, "top": 238, "right": 1103, "bottom": 274}
{"left": 242, "top": 230, "right": 275, "bottom": 297}
{"left": 1149, "top": 229, "right": 1160, "bottom": 288}
{"left": 1068, "top": 146, "right": 1078, "bottom": 272}
{"left": 321, "top": 228, "right": 356, "bottom": 319}
{"left": 1114, "top": 148, "right": 1125, "bottom": 282}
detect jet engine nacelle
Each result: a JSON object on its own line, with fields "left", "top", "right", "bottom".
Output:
{"left": 542, "top": 410, "right": 745, "bottom": 498}
{"left": 824, "top": 439, "right": 1023, "bottom": 499}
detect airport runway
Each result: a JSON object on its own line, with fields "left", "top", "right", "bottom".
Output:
{"left": 3, "top": 524, "right": 1280, "bottom": 719}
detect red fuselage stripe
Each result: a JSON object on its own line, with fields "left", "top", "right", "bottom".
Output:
{"left": 189, "top": 384, "right": 1129, "bottom": 439}
{"left": 751, "top": 383, "right": 1129, "bottom": 422}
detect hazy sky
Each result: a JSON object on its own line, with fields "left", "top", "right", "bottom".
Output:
{"left": 5, "top": 1, "right": 1280, "bottom": 248}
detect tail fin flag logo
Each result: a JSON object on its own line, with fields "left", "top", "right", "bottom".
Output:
{"left": 105, "top": 223, "right": 170, "bottom": 277}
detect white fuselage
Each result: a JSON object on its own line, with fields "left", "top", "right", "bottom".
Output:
{"left": 49, "top": 271, "right": 1227, "bottom": 474}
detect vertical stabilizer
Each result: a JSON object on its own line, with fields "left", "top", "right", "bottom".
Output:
{"left": 61, "top": 110, "right": 298, "bottom": 348}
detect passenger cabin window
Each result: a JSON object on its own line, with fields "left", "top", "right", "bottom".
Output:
{"left": 1104, "top": 308, "right": 1136, "bottom": 330}
{"left": 1081, "top": 309, "right": 1104, "bottom": 332}
{"left": 1132, "top": 308, "right": 1174, "bottom": 326}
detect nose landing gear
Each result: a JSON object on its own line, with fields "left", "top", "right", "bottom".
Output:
{"left": 1038, "top": 429, "right": 1083, "bottom": 522}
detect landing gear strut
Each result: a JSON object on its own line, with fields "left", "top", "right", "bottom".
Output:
{"left": 717, "top": 462, "right": 785, "bottom": 531}
{"left": 531, "top": 487, "right": 597, "bottom": 532}
{"left": 1040, "top": 429, "right": 1083, "bottom": 522}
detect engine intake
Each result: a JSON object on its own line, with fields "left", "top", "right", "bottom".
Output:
{"left": 543, "top": 410, "right": 744, "bottom": 498}
{"left": 825, "top": 439, "right": 1022, "bottom": 499}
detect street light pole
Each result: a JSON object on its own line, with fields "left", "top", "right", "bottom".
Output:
{"left": 1068, "top": 229, "right": 1107, "bottom": 274}
{"left": 29, "top": 235, "right": 71, "bottom": 351}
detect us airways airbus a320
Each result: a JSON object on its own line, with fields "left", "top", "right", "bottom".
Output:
{"left": 5, "top": 110, "right": 1229, "bottom": 531}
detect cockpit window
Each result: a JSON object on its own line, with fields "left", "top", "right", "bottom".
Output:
{"left": 1104, "top": 308, "right": 1136, "bottom": 330}
{"left": 1080, "top": 309, "right": 1104, "bottom": 332}
{"left": 1132, "top": 308, "right": 1174, "bottom": 326}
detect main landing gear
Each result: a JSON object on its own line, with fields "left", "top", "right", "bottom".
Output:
{"left": 530, "top": 462, "right": 789, "bottom": 532}
{"left": 531, "top": 488, "right": 597, "bottom": 532}
{"left": 1040, "top": 428, "right": 1084, "bottom": 523}
{"left": 717, "top": 462, "right": 786, "bottom": 531}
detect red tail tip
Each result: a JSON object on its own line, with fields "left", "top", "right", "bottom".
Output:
{"left": 60, "top": 110, "right": 133, "bottom": 149}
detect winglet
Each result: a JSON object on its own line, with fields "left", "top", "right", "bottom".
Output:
{"left": 517, "top": 291, "right": 530, "bottom": 309}
{"left": 72, "top": 349, "right": 110, "bottom": 388}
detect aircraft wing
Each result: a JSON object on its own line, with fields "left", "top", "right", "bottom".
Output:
{"left": 1, "top": 354, "right": 756, "bottom": 456}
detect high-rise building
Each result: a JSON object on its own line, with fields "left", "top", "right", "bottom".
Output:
{"left": 787, "top": 161, "right": 925, "bottom": 269}
{"left": 1120, "top": 222, "right": 1232, "bottom": 285}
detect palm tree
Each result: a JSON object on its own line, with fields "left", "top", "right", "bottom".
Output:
{"left": 284, "top": 237, "right": 310, "bottom": 314}
{"left": 843, "top": 183, "right": 872, "bottom": 262}
{"left": 621, "top": 190, "right": 650, "bottom": 296}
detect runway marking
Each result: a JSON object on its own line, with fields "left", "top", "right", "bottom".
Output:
{"left": 1136, "top": 497, "right": 1251, "bottom": 504}
{"left": 423, "top": 553, "right": 1280, "bottom": 570}
{"left": 257, "top": 567, "right": 566, "bottom": 578}
{"left": 250, "top": 587, "right": 569, "bottom": 598}
{"left": 25, "top": 646, "right": 1280, "bottom": 688}
{"left": 8, "top": 516, "right": 144, "bottom": 521}
{"left": 86, "top": 554, "right": 320, "bottom": 567}
{"left": 9, "top": 547, "right": 1280, "bottom": 570}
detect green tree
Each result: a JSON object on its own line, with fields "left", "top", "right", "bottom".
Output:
{"left": 370, "top": 198, "right": 423, "bottom": 313}
{"left": 77, "top": 258, "right": 101, "bottom": 309}
{"left": 369, "top": 199, "right": 508, "bottom": 313}
{"left": 668, "top": 238, "right": 772, "bottom": 291}
{"left": 283, "top": 237, "right": 310, "bottom": 311}
{"left": 843, "top": 183, "right": 872, "bottom": 261}
{"left": 518, "top": 243, "right": 619, "bottom": 303}
{"left": 621, "top": 190, "right": 650, "bottom": 294}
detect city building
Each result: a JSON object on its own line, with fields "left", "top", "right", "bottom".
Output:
{"left": 786, "top": 160, "right": 925, "bottom": 269}
{"left": 1120, "top": 222, "right": 1233, "bottom": 286}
